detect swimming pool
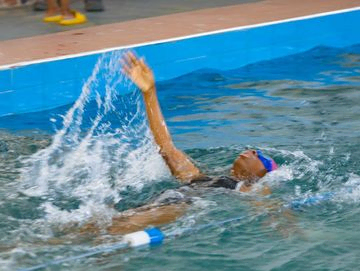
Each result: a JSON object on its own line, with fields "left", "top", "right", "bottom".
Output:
{"left": 0, "top": 41, "right": 360, "bottom": 270}
{"left": 1, "top": 7, "right": 360, "bottom": 271}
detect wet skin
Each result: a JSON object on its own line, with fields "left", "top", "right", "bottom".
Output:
{"left": 231, "top": 149, "right": 267, "bottom": 182}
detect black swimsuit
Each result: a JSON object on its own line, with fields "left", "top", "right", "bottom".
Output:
{"left": 153, "top": 176, "right": 240, "bottom": 206}
{"left": 190, "top": 176, "right": 239, "bottom": 190}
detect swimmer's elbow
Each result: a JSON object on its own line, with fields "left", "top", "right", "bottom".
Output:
{"left": 160, "top": 147, "right": 201, "bottom": 183}
{"left": 174, "top": 167, "right": 202, "bottom": 183}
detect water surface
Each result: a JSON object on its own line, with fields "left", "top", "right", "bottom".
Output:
{"left": 1, "top": 44, "right": 360, "bottom": 271}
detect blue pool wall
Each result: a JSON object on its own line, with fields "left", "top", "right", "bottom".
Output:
{"left": 0, "top": 8, "right": 360, "bottom": 117}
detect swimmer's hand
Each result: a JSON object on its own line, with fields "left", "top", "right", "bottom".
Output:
{"left": 121, "top": 51, "right": 155, "bottom": 93}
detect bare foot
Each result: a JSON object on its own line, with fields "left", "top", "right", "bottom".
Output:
{"left": 61, "top": 9, "right": 75, "bottom": 19}
{"left": 45, "top": 8, "right": 60, "bottom": 17}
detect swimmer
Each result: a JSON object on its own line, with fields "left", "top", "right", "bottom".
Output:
{"left": 85, "top": 52, "right": 280, "bottom": 235}
{"left": 121, "top": 51, "right": 278, "bottom": 192}
{"left": 68, "top": 52, "right": 289, "bottom": 238}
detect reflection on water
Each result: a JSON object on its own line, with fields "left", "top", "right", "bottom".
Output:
{"left": 1, "top": 44, "right": 360, "bottom": 270}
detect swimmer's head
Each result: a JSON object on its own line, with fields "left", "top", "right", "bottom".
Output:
{"left": 231, "top": 149, "right": 277, "bottom": 181}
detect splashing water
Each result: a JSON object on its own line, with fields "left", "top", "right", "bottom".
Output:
{"left": 18, "top": 51, "right": 170, "bottom": 226}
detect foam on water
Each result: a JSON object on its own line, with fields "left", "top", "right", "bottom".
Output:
{"left": 18, "top": 51, "right": 171, "bottom": 227}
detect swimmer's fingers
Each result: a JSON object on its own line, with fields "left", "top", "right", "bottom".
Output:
{"left": 121, "top": 52, "right": 134, "bottom": 68}
{"left": 139, "top": 58, "right": 150, "bottom": 72}
{"left": 120, "top": 51, "right": 135, "bottom": 70}
{"left": 121, "top": 55, "right": 138, "bottom": 75}
{"left": 127, "top": 51, "right": 139, "bottom": 66}
{"left": 121, "top": 52, "right": 148, "bottom": 74}
{"left": 121, "top": 59, "right": 131, "bottom": 76}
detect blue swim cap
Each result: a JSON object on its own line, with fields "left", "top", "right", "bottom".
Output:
{"left": 256, "top": 150, "right": 278, "bottom": 172}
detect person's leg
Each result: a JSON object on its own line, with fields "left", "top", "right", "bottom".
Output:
{"left": 45, "top": 0, "right": 59, "bottom": 16}
{"left": 59, "top": 0, "right": 74, "bottom": 18}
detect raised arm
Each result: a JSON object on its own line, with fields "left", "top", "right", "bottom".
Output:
{"left": 121, "top": 52, "right": 201, "bottom": 182}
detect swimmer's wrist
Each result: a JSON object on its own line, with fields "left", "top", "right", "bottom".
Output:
{"left": 143, "top": 84, "right": 156, "bottom": 95}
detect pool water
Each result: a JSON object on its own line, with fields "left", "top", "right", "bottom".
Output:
{"left": 1, "top": 43, "right": 360, "bottom": 271}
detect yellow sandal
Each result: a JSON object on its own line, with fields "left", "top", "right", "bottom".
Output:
{"left": 43, "top": 14, "right": 63, "bottom": 23}
{"left": 58, "top": 10, "right": 87, "bottom": 26}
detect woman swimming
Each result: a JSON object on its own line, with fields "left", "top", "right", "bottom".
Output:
{"left": 60, "top": 51, "right": 283, "bottom": 236}
{"left": 121, "top": 51, "right": 278, "bottom": 191}
{"left": 89, "top": 52, "right": 280, "bottom": 235}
